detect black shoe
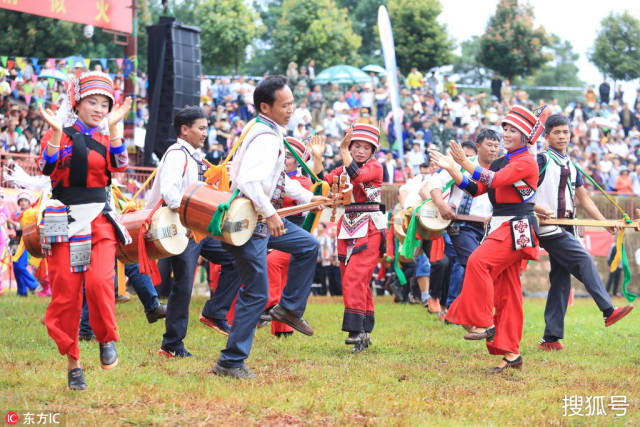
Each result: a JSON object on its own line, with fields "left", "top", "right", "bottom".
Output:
{"left": 67, "top": 367, "right": 87, "bottom": 391}
{"left": 212, "top": 363, "right": 257, "bottom": 379}
{"left": 269, "top": 304, "right": 314, "bottom": 336}
{"left": 256, "top": 310, "right": 273, "bottom": 329}
{"left": 464, "top": 326, "right": 496, "bottom": 342}
{"left": 99, "top": 341, "right": 118, "bottom": 369}
{"left": 146, "top": 303, "right": 167, "bottom": 324}
{"left": 363, "top": 333, "right": 372, "bottom": 348}
{"left": 345, "top": 331, "right": 361, "bottom": 345}
{"left": 79, "top": 334, "right": 96, "bottom": 342}
{"left": 489, "top": 355, "right": 523, "bottom": 374}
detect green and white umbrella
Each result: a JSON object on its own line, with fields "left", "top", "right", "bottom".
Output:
{"left": 361, "top": 64, "right": 386, "bottom": 74}
{"left": 313, "top": 65, "right": 371, "bottom": 85}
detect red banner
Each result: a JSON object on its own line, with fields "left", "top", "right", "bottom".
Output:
{"left": 1, "top": 0, "right": 133, "bottom": 34}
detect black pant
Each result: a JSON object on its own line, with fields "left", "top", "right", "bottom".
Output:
{"left": 541, "top": 231, "right": 613, "bottom": 340}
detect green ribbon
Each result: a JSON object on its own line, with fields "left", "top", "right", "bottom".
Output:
{"left": 282, "top": 137, "right": 320, "bottom": 184}
{"left": 393, "top": 237, "right": 407, "bottom": 285}
{"left": 301, "top": 184, "right": 325, "bottom": 232}
{"left": 255, "top": 116, "right": 320, "bottom": 184}
{"left": 620, "top": 243, "right": 637, "bottom": 302}
{"left": 399, "top": 178, "right": 457, "bottom": 259}
{"left": 400, "top": 199, "right": 429, "bottom": 259}
{"left": 207, "top": 189, "right": 240, "bottom": 236}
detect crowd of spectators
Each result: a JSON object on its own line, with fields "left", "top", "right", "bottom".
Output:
{"left": 199, "top": 63, "right": 640, "bottom": 196}
{"left": 4, "top": 58, "right": 640, "bottom": 196}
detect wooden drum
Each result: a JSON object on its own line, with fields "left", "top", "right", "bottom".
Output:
{"left": 23, "top": 224, "right": 44, "bottom": 258}
{"left": 416, "top": 200, "right": 451, "bottom": 240}
{"left": 179, "top": 182, "right": 257, "bottom": 246}
{"left": 116, "top": 207, "right": 189, "bottom": 264}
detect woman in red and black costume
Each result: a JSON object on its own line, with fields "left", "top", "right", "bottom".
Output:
{"left": 311, "top": 123, "right": 386, "bottom": 353}
{"left": 431, "top": 105, "right": 542, "bottom": 373}
{"left": 37, "top": 72, "right": 132, "bottom": 390}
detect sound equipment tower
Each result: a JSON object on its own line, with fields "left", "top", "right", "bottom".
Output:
{"left": 144, "top": 17, "right": 201, "bottom": 165}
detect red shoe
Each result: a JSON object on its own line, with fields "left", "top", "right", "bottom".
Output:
{"left": 538, "top": 339, "right": 564, "bottom": 351}
{"left": 605, "top": 305, "right": 634, "bottom": 327}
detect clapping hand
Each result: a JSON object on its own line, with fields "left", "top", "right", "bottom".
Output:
{"left": 108, "top": 97, "right": 133, "bottom": 128}
{"left": 448, "top": 140, "right": 467, "bottom": 164}
{"left": 429, "top": 149, "right": 455, "bottom": 171}
{"left": 339, "top": 128, "right": 353, "bottom": 153}
{"left": 309, "top": 134, "right": 326, "bottom": 159}
{"left": 39, "top": 105, "right": 62, "bottom": 133}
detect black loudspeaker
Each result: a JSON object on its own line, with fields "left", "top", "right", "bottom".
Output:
{"left": 144, "top": 17, "right": 201, "bottom": 165}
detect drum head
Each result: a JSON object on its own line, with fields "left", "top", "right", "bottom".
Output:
{"left": 417, "top": 200, "right": 451, "bottom": 240}
{"left": 392, "top": 211, "right": 406, "bottom": 243}
{"left": 223, "top": 197, "right": 258, "bottom": 246}
{"left": 151, "top": 207, "right": 189, "bottom": 255}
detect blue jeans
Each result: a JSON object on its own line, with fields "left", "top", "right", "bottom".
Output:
{"left": 446, "top": 224, "right": 483, "bottom": 307}
{"left": 14, "top": 251, "right": 39, "bottom": 296}
{"left": 162, "top": 237, "right": 241, "bottom": 351}
{"left": 218, "top": 218, "right": 318, "bottom": 368}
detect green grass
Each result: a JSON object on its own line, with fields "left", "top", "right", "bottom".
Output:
{"left": 1, "top": 293, "right": 638, "bottom": 426}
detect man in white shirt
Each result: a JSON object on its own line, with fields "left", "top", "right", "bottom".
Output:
{"left": 427, "top": 130, "right": 498, "bottom": 309}
{"left": 333, "top": 95, "right": 351, "bottom": 131}
{"left": 146, "top": 107, "right": 242, "bottom": 359}
{"left": 213, "top": 76, "right": 326, "bottom": 379}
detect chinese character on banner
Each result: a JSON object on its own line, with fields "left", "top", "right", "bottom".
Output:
{"left": 584, "top": 396, "right": 607, "bottom": 416}
{"left": 51, "top": 0, "right": 67, "bottom": 14}
{"left": 562, "top": 395, "right": 584, "bottom": 417}
{"left": 37, "top": 413, "right": 48, "bottom": 424}
{"left": 608, "top": 396, "right": 629, "bottom": 417}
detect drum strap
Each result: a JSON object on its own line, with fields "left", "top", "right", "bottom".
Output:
{"left": 207, "top": 189, "right": 240, "bottom": 237}
{"left": 137, "top": 199, "right": 164, "bottom": 285}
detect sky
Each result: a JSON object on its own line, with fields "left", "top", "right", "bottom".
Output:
{"left": 437, "top": 0, "right": 640, "bottom": 102}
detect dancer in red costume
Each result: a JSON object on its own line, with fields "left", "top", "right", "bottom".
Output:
{"left": 431, "top": 105, "right": 543, "bottom": 373}
{"left": 38, "top": 72, "right": 132, "bottom": 390}
{"left": 311, "top": 123, "right": 385, "bottom": 352}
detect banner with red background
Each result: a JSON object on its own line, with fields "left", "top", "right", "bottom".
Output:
{"left": 1, "top": 0, "right": 133, "bottom": 34}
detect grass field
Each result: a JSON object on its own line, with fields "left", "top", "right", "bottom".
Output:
{"left": 1, "top": 293, "right": 638, "bottom": 426}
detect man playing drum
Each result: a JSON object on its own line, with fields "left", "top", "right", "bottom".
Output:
{"left": 146, "top": 106, "right": 242, "bottom": 358}
{"left": 427, "top": 131, "right": 497, "bottom": 310}
{"left": 534, "top": 114, "right": 633, "bottom": 351}
{"left": 212, "top": 76, "right": 326, "bottom": 379}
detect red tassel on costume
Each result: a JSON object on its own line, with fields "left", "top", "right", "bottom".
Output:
{"left": 137, "top": 200, "right": 164, "bottom": 285}
{"left": 429, "top": 236, "right": 445, "bottom": 262}
{"left": 137, "top": 223, "right": 162, "bottom": 284}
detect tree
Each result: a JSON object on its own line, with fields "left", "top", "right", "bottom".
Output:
{"left": 477, "top": 0, "right": 551, "bottom": 81}
{"left": 590, "top": 11, "right": 640, "bottom": 82}
{"left": 452, "top": 36, "right": 491, "bottom": 86}
{"left": 270, "top": 0, "right": 361, "bottom": 72}
{"left": 337, "top": 0, "right": 388, "bottom": 61}
{"left": 524, "top": 35, "right": 585, "bottom": 105}
{"left": 198, "top": 0, "right": 263, "bottom": 74}
{"left": 387, "top": 0, "right": 454, "bottom": 74}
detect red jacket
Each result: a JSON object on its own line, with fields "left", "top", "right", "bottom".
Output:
{"left": 38, "top": 123, "right": 128, "bottom": 201}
